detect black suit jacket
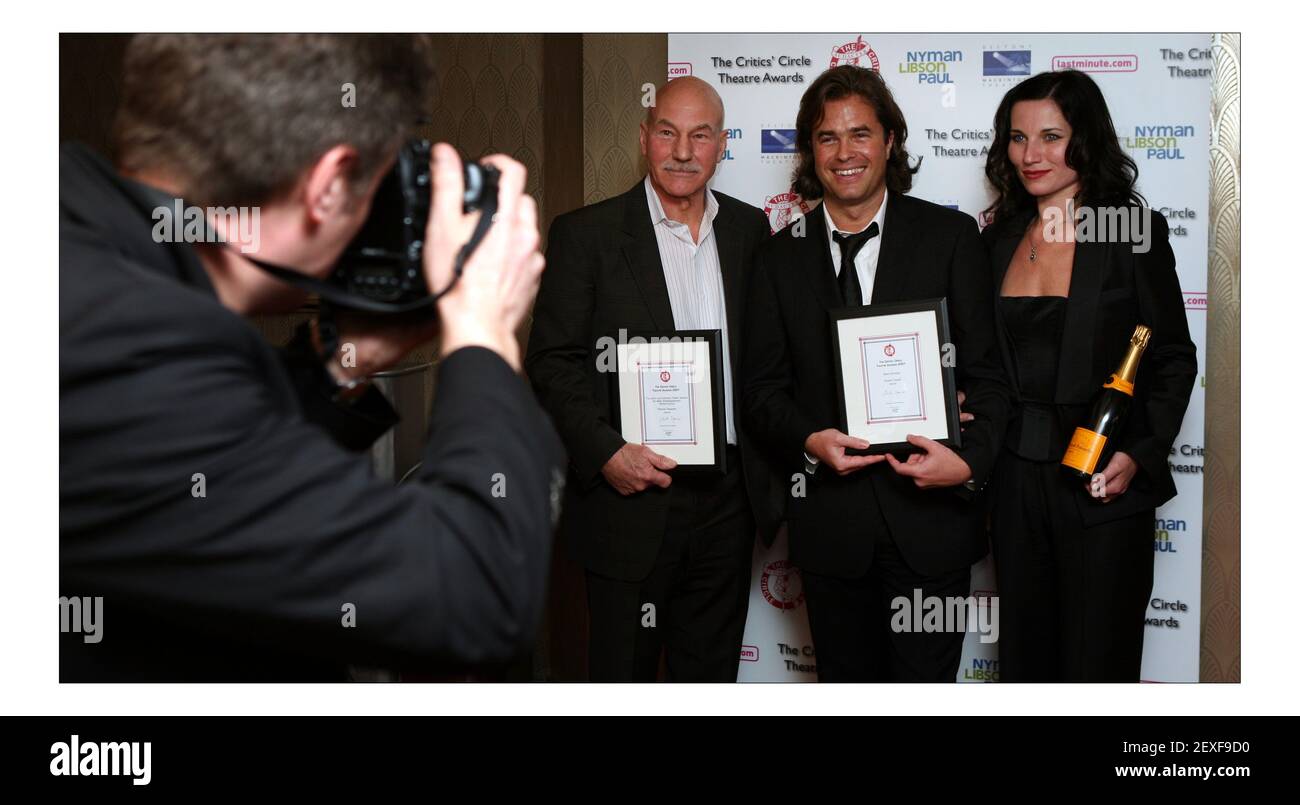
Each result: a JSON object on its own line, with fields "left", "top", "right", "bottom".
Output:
{"left": 59, "top": 143, "right": 566, "bottom": 681}
{"left": 984, "top": 208, "right": 1196, "bottom": 525}
{"left": 525, "top": 181, "right": 782, "bottom": 582}
{"left": 743, "top": 194, "right": 1013, "bottom": 579}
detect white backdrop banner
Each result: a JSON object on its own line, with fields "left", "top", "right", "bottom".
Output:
{"left": 663, "top": 33, "right": 1213, "bottom": 683}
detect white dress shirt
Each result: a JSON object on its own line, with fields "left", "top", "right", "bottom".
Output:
{"left": 644, "top": 176, "right": 736, "bottom": 445}
{"left": 822, "top": 189, "right": 888, "bottom": 305}
{"left": 805, "top": 192, "right": 890, "bottom": 472}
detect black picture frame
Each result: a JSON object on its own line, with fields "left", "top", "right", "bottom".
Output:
{"left": 610, "top": 328, "right": 727, "bottom": 474}
{"left": 828, "top": 298, "right": 962, "bottom": 456}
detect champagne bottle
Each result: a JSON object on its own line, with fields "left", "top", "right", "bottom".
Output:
{"left": 1061, "top": 324, "right": 1152, "bottom": 479}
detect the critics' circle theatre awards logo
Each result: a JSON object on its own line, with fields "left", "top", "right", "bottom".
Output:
{"left": 830, "top": 36, "right": 880, "bottom": 71}
{"left": 761, "top": 560, "right": 805, "bottom": 611}
{"left": 660, "top": 370, "right": 671, "bottom": 382}
{"left": 884, "top": 344, "right": 896, "bottom": 357}
{"left": 764, "top": 192, "right": 811, "bottom": 234}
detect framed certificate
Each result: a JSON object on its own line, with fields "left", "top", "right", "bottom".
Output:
{"left": 611, "top": 329, "right": 726, "bottom": 473}
{"left": 829, "top": 298, "right": 962, "bottom": 455}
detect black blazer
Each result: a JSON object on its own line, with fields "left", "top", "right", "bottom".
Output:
{"left": 525, "top": 181, "right": 783, "bottom": 582}
{"left": 743, "top": 194, "right": 1013, "bottom": 579}
{"left": 59, "top": 143, "right": 566, "bottom": 681}
{"left": 984, "top": 207, "right": 1196, "bottom": 525}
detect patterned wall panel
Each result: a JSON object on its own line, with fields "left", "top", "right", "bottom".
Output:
{"left": 582, "top": 34, "right": 668, "bottom": 205}
{"left": 422, "top": 34, "right": 545, "bottom": 223}
{"left": 1201, "top": 33, "right": 1241, "bottom": 683}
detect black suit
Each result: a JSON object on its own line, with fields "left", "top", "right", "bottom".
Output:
{"left": 525, "top": 181, "right": 780, "bottom": 680}
{"left": 743, "top": 194, "right": 1013, "bottom": 681}
{"left": 59, "top": 143, "right": 566, "bottom": 681}
{"left": 984, "top": 208, "right": 1196, "bottom": 681}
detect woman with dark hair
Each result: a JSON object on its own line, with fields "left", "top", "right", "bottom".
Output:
{"left": 980, "top": 70, "right": 1197, "bottom": 681}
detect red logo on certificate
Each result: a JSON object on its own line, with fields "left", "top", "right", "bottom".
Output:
{"left": 884, "top": 344, "right": 896, "bottom": 357}
{"left": 660, "top": 370, "right": 671, "bottom": 382}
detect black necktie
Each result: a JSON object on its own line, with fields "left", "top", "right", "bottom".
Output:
{"left": 833, "top": 222, "right": 879, "bottom": 307}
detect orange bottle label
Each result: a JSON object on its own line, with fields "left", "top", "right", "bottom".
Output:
{"left": 1063, "top": 428, "right": 1107, "bottom": 474}
{"left": 1102, "top": 373, "right": 1135, "bottom": 396}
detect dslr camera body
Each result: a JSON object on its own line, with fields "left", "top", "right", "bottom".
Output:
{"left": 331, "top": 139, "right": 499, "bottom": 311}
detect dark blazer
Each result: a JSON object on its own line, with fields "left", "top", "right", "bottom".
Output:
{"left": 743, "top": 194, "right": 1013, "bottom": 579}
{"left": 525, "top": 181, "right": 783, "bottom": 582}
{"left": 984, "top": 207, "right": 1196, "bottom": 525}
{"left": 59, "top": 143, "right": 566, "bottom": 681}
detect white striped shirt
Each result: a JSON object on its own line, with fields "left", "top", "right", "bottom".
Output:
{"left": 644, "top": 176, "right": 736, "bottom": 445}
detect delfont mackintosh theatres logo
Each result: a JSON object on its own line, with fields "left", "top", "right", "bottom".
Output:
{"left": 760, "top": 127, "right": 799, "bottom": 167}
{"left": 898, "top": 49, "right": 962, "bottom": 84}
{"left": 1122, "top": 123, "right": 1194, "bottom": 160}
{"left": 830, "top": 35, "right": 879, "bottom": 70}
{"left": 760, "top": 559, "right": 805, "bottom": 611}
{"left": 982, "top": 46, "right": 1031, "bottom": 85}
{"left": 761, "top": 128, "right": 797, "bottom": 155}
{"left": 764, "top": 191, "right": 811, "bottom": 234}
{"left": 983, "top": 49, "right": 1031, "bottom": 76}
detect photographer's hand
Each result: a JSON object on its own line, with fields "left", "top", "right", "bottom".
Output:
{"left": 314, "top": 310, "right": 440, "bottom": 396}
{"left": 424, "top": 144, "right": 543, "bottom": 372}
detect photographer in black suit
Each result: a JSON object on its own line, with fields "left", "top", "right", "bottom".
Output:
{"left": 60, "top": 34, "right": 564, "bottom": 681}
{"left": 743, "top": 66, "right": 1013, "bottom": 682}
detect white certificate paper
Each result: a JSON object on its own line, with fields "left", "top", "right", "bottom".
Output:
{"left": 834, "top": 307, "right": 953, "bottom": 447}
{"left": 615, "top": 334, "right": 719, "bottom": 466}
{"left": 638, "top": 362, "right": 697, "bottom": 444}
{"left": 860, "top": 333, "right": 925, "bottom": 423}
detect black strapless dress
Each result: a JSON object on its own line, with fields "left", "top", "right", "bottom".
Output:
{"left": 999, "top": 296, "right": 1068, "bottom": 462}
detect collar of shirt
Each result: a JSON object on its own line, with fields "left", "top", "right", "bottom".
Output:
{"left": 822, "top": 188, "right": 888, "bottom": 245}
{"left": 644, "top": 175, "right": 718, "bottom": 248}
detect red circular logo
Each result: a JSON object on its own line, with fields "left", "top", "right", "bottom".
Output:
{"left": 763, "top": 192, "right": 812, "bottom": 234}
{"left": 760, "top": 560, "right": 805, "bottom": 611}
{"left": 660, "top": 370, "right": 671, "bottom": 382}
{"left": 884, "top": 344, "right": 896, "bottom": 357}
{"left": 829, "top": 36, "right": 880, "bottom": 71}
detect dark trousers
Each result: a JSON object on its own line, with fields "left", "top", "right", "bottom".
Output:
{"left": 801, "top": 489, "right": 971, "bottom": 682}
{"left": 990, "top": 451, "right": 1154, "bottom": 682}
{"left": 585, "top": 448, "right": 754, "bottom": 682}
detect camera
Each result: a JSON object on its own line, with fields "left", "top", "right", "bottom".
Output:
{"left": 331, "top": 138, "right": 499, "bottom": 309}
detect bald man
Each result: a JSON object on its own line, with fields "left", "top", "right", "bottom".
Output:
{"left": 526, "top": 77, "right": 781, "bottom": 681}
